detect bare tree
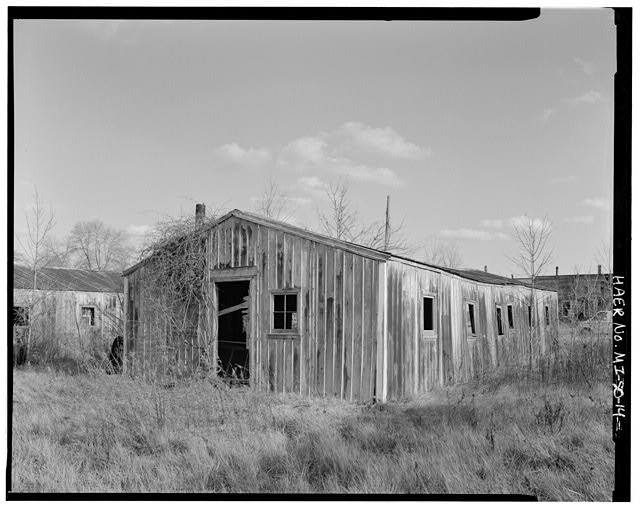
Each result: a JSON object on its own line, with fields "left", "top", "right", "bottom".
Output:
{"left": 68, "top": 220, "right": 134, "bottom": 271}
{"left": 423, "top": 237, "right": 463, "bottom": 268}
{"left": 256, "top": 178, "right": 291, "bottom": 222}
{"left": 40, "top": 236, "right": 74, "bottom": 268}
{"left": 14, "top": 187, "right": 56, "bottom": 363}
{"left": 317, "top": 179, "right": 359, "bottom": 242}
{"left": 510, "top": 214, "right": 553, "bottom": 368}
{"left": 317, "top": 179, "right": 413, "bottom": 255}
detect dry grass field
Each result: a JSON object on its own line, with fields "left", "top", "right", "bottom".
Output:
{"left": 10, "top": 325, "right": 613, "bottom": 499}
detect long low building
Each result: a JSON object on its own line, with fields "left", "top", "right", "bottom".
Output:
{"left": 13, "top": 265, "right": 124, "bottom": 359}
{"left": 123, "top": 208, "right": 558, "bottom": 402}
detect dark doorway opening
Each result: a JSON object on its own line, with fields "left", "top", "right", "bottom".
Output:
{"left": 217, "top": 280, "right": 250, "bottom": 383}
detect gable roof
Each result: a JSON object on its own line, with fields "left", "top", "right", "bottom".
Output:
{"left": 123, "top": 208, "right": 390, "bottom": 275}
{"left": 122, "top": 209, "right": 555, "bottom": 292}
{"left": 13, "top": 265, "right": 123, "bottom": 293}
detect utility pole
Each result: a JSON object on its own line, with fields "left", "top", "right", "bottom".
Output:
{"left": 384, "top": 195, "right": 390, "bottom": 251}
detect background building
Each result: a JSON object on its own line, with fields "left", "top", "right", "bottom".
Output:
{"left": 13, "top": 265, "right": 124, "bottom": 361}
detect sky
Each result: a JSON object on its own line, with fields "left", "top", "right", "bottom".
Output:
{"left": 13, "top": 10, "right": 616, "bottom": 276}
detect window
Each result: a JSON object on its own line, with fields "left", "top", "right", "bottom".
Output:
{"left": 272, "top": 293, "right": 298, "bottom": 331}
{"left": 562, "top": 301, "right": 571, "bottom": 317}
{"left": 13, "top": 306, "right": 29, "bottom": 327}
{"left": 496, "top": 306, "right": 504, "bottom": 335}
{"left": 81, "top": 306, "right": 95, "bottom": 326}
{"left": 545, "top": 305, "right": 550, "bottom": 326}
{"left": 466, "top": 303, "right": 476, "bottom": 336}
{"left": 423, "top": 296, "right": 435, "bottom": 332}
{"left": 507, "top": 305, "right": 514, "bottom": 329}
{"left": 528, "top": 305, "right": 532, "bottom": 327}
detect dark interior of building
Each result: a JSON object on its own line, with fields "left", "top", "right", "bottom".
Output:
{"left": 216, "top": 280, "right": 250, "bottom": 382}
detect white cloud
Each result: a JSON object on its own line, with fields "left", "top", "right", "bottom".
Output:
{"left": 564, "top": 215, "right": 595, "bottom": 224}
{"left": 510, "top": 215, "right": 546, "bottom": 228}
{"left": 479, "top": 219, "right": 504, "bottom": 229}
{"left": 279, "top": 128, "right": 405, "bottom": 187}
{"left": 297, "top": 176, "right": 327, "bottom": 196}
{"left": 214, "top": 143, "right": 271, "bottom": 166}
{"left": 570, "top": 90, "right": 605, "bottom": 105}
{"left": 573, "top": 57, "right": 595, "bottom": 76}
{"left": 542, "top": 107, "right": 555, "bottom": 123}
{"left": 440, "top": 228, "right": 507, "bottom": 241}
{"left": 582, "top": 197, "right": 612, "bottom": 211}
{"left": 279, "top": 136, "right": 326, "bottom": 170}
{"left": 549, "top": 175, "right": 576, "bottom": 184}
{"left": 329, "top": 157, "right": 403, "bottom": 186}
{"left": 337, "top": 121, "right": 430, "bottom": 159}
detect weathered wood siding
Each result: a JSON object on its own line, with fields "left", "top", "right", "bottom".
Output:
{"left": 13, "top": 288, "right": 123, "bottom": 357}
{"left": 383, "top": 260, "right": 558, "bottom": 399}
{"left": 205, "top": 216, "right": 381, "bottom": 401}
{"left": 124, "top": 211, "right": 558, "bottom": 402}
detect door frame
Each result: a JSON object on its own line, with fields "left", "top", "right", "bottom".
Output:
{"left": 211, "top": 267, "right": 257, "bottom": 382}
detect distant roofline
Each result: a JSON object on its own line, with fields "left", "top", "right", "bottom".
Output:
{"left": 13, "top": 264, "right": 123, "bottom": 293}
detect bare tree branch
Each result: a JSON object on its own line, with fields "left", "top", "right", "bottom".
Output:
{"left": 317, "top": 179, "right": 413, "bottom": 255}
{"left": 67, "top": 220, "right": 134, "bottom": 271}
{"left": 423, "top": 237, "right": 463, "bottom": 268}
{"left": 256, "top": 178, "right": 292, "bottom": 222}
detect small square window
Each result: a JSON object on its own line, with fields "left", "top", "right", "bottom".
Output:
{"left": 13, "top": 306, "right": 29, "bottom": 327}
{"left": 81, "top": 306, "right": 95, "bottom": 326}
{"left": 496, "top": 306, "right": 504, "bottom": 336}
{"left": 423, "top": 296, "right": 435, "bottom": 332}
{"left": 507, "top": 305, "right": 514, "bottom": 329}
{"left": 466, "top": 303, "right": 476, "bottom": 336}
{"left": 273, "top": 293, "right": 297, "bottom": 331}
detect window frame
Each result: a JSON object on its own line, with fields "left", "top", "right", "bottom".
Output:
{"left": 269, "top": 289, "right": 300, "bottom": 337}
{"left": 465, "top": 301, "right": 478, "bottom": 338}
{"left": 506, "top": 304, "right": 514, "bottom": 330}
{"left": 495, "top": 305, "right": 505, "bottom": 336}
{"left": 80, "top": 305, "right": 96, "bottom": 326}
{"left": 422, "top": 293, "right": 437, "bottom": 340}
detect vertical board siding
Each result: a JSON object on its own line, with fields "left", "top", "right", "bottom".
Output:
{"left": 381, "top": 259, "right": 558, "bottom": 400}
{"left": 351, "top": 255, "right": 363, "bottom": 400}
{"left": 343, "top": 253, "right": 354, "bottom": 400}
{"left": 334, "top": 250, "right": 344, "bottom": 398}
{"left": 360, "top": 259, "right": 374, "bottom": 400}
{"left": 316, "top": 245, "right": 326, "bottom": 396}
{"left": 324, "top": 250, "right": 335, "bottom": 397}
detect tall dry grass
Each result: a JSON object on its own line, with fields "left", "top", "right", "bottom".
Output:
{"left": 11, "top": 324, "right": 613, "bottom": 498}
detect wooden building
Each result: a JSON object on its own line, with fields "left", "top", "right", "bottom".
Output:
{"left": 123, "top": 209, "right": 558, "bottom": 402}
{"left": 516, "top": 266, "right": 611, "bottom": 321}
{"left": 13, "top": 265, "right": 124, "bottom": 358}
